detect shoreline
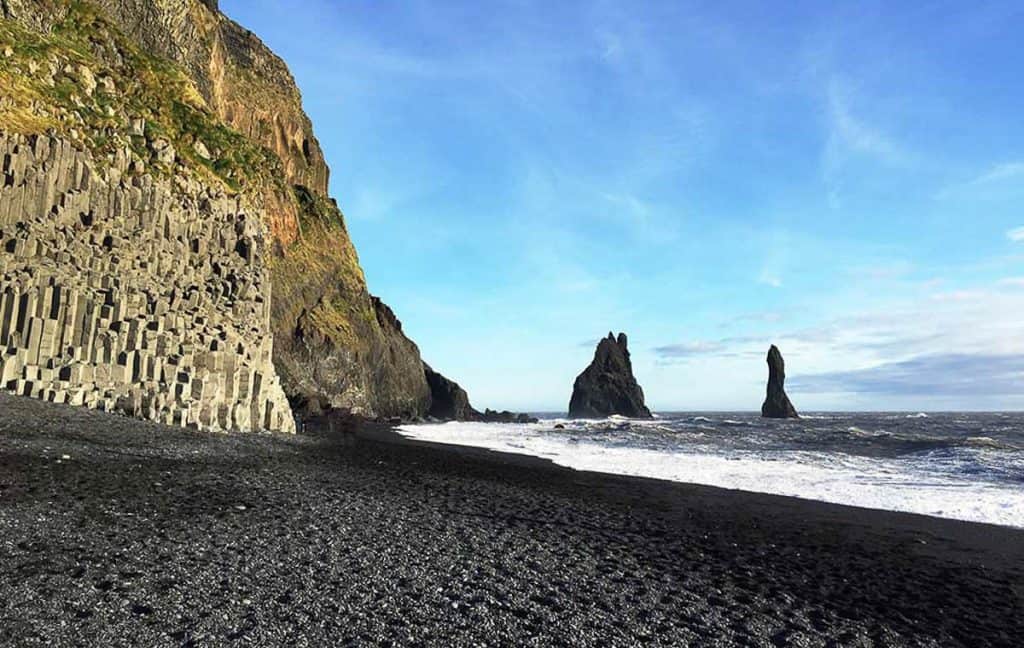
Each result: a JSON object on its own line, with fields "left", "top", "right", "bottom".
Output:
{"left": 379, "top": 423, "right": 1024, "bottom": 548}
{"left": 394, "top": 415, "right": 1024, "bottom": 529}
{"left": 1, "top": 394, "right": 1022, "bottom": 645}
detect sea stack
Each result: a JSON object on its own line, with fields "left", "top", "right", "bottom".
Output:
{"left": 761, "top": 345, "right": 799, "bottom": 419}
{"left": 569, "top": 333, "right": 652, "bottom": 419}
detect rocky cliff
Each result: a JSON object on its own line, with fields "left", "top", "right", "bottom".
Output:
{"left": 424, "top": 363, "right": 476, "bottom": 421}
{"left": 0, "top": 6, "right": 293, "bottom": 430}
{"left": 761, "top": 345, "right": 798, "bottom": 419}
{"left": 423, "top": 364, "right": 538, "bottom": 423}
{"left": 569, "top": 333, "right": 652, "bottom": 419}
{"left": 0, "top": 0, "right": 437, "bottom": 423}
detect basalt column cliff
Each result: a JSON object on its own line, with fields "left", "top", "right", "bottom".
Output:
{"left": 0, "top": 0, "right": 450, "bottom": 429}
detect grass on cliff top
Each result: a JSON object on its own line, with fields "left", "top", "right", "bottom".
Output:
{"left": 0, "top": 0, "right": 284, "bottom": 194}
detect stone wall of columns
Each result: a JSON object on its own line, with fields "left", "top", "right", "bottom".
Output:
{"left": 0, "top": 132, "right": 295, "bottom": 433}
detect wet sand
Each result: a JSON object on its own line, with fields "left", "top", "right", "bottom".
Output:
{"left": 0, "top": 393, "right": 1021, "bottom": 646}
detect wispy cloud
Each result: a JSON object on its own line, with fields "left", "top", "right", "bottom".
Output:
{"left": 791, "top": 353, "right": 1024, "bottom": 396}
{"left": 595, "top": 29, "right": 623, "bottom": 62}
{"left": 598, "top": 191, "right": 668, "bottom": 238}
{"left": 653, "top": 341, "right": 728, "bottom": 358}
{"left": 1008, "top": 226, "right": 1024, "bottom": 242}
{"left": 821, "top": 78, "right": 915, "bottom": 207}
{"left": 724, "top": 311, "right": 785, "bottom": 326}
{"left": 656, "top": 278, "right": 1024, "bottom": 393}
{"left": 936, "top": 162, "right": 1024, "bottom": 201}
{"left": 826, "top": 81, "right": 907, "bottom": 165}
{"left": 974, "top": 162, "right": 1024, "bottom": 185}
{"left": 846, "top": 260, "right": 914, "bottom": 281}
{"left": 653, "top": 335, "right": 767, "bottom": 361}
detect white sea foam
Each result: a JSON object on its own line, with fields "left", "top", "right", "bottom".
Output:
{"left": 397, "top": 421, "right": 1024, "bottom": 528}
{"left": 846, "top": 426, "right": 892, "bottom": 438}
{"left": 964, "top": 436, "right": 1003, "bottom": 448}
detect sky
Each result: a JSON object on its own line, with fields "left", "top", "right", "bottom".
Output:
{"left": 222, "top": 0, "right": 1024, "bottom": 412}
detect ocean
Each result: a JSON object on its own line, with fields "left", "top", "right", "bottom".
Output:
{"left": 398, "top": 412, "right": 1024, "bottom": 528}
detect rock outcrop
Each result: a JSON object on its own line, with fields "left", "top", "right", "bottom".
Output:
{"left": 423, "top": 364, "right": 537, "bottom": 423}
{"left": 478, "top": 409, "right": 538, "bottom": 424}
{"left": 761, "top": 345, "right": 799, "bottom": 419}
{"left": 569, "top": 333, "right": 652, "bottom": 419}
{"left": 424, "top": 364, "right": 475, "bottom": 421}
{"left": 0, "top": 0, "right": 440, "bottom": 424}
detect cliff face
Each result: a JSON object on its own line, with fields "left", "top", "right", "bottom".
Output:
{"left": 424, "top": 363, "right": 476, "bottom": 421}
{"left": 1, "top": 0, "right": 434, "bottom": 420}
{"left": 569, "top": 333, "right": 652, "bottom": 419}
{"left": 0, "top": 6, "right": 293, "bottom": 431}
{"left": 91, "top": 0, "right": 329, "bottom": 209}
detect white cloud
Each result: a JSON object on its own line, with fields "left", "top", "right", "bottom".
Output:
{"left": 599, "top": 192, "right": 654, "bottom": 229}
{"left": 791, "top": 353, "right": 1024, "bottom": 396}
{"left": 825, "top": 79, "right": 910, "bottom": 167}
{"left": 847, "top": 260, "right": 913, "bottom": 280}
{"left": 1007, "top": 226, "right": 1024, "bottom": 242}
{"left": 596, "top": 30, "right": 623, "bottom": 62}
{"left": 653, "top": 279, "right": 1024, "bottom": 405}
{"left": 654, "top": 341, "right": 727, "bottom": 358}
{"left": 727, "top": 311, "right": 784, "bottom": 325}
{"left": 820, "top": 78, "right": 916, "bottom": 208}
{"left": 974, "top": 162, "right": 1024, "bottom": 185}
{"left": 757, "top": 271, "right": 782, "bottom": 288}
{"left": 936, "top": 162, "right": 1024, "bottom": 201}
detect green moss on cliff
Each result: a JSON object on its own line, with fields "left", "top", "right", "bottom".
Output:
{"left": 293, "top": 184, "right": 347, "bottom": 232}
{"left": 1, "top": 0, "right": 425, "bottom": 416}
{"left": 270, "top": 185, "right": 370, "bottom": 349}
{"left": 0, "top": 0, "right": 283, "bottom": 194}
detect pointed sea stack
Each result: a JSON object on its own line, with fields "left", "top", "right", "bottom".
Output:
{"left": 761, "top": 345, "right": 799, "bottom": 419}
{"left": 569, "top": 333, "right": 652, "bottom": 419}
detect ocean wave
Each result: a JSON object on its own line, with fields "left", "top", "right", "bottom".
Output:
{"left": 963, "top": 436, "right": 1005, "bottom": 449}
{"left": 396, "top": 421, "right": 1024, "bottom": 528}
{"left": 847, "top": 426, "right": 892, "bottom": 438}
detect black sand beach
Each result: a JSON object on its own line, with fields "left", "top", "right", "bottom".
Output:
{"left": 0, "top": 393, "right": 1021, "bottom": 647}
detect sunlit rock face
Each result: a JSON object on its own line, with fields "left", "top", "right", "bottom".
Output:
{"left": 0, "top": 133, "right": 293, "bottom": 432}
{"left": 1, "top": 0, "right": 438, "bottom": 424}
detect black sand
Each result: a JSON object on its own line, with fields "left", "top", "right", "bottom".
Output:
{"left": 0, "top": 393, "right": 1021, "bottom": 646}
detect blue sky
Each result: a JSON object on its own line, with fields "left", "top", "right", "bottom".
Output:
{"left": 222, "top": 0, "right": 1024, "bottom": 411}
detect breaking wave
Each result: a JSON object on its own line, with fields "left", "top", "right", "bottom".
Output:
{"left": 399, "top": 412, "right": 1024, "bottom": 528}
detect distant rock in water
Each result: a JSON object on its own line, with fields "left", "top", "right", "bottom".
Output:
{"left": 569, "top": 333, "right": 652, "bottom": 419}
{"left": 424, "top": 365, "right": 538, "bottom": 423}
{"left": 479, "top": 409, "right": 538, "bottom": 424}
{"left": 761, "top": 345, "right": 799, "bottom": 419}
